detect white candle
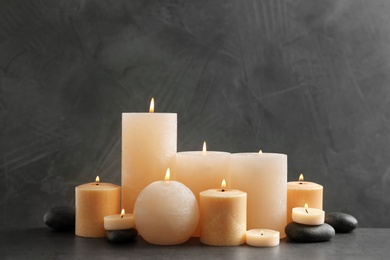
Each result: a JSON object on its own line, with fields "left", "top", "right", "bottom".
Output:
{"left": 104, "top": 209, "right": 135, "bottom": 230}
{"left": 230, "top": 152, "right": 287, "bottom": 237}
{"left": 199, "top": 180, "right": 247, "bottom": 246}
{"left": 292, "top": 203, "right": 325, "bottom": 225}
{"left": 176, "top": 142, "right": 231, "bottom": 237}
{"left": 122, "top": 98, "right": 177, "bottom": 213}
{"left": 246, "top": 229, "right": 280, "bottom": 247}
{"left": 134, "top": 169, "right": 199, "bottom": 245}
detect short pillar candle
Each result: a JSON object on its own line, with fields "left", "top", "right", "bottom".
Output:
{"left": 199, "top": 180, "right": 247, "bottom": 246}
{"left": 287, "top": 174, "right": 323, "bottom": 223}
{"left": 75, "top": 177, "right": 120, "bottom": 237}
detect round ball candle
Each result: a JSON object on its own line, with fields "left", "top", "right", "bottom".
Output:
{"left": 246, "top": 229, "right": 280, "bottom": 247}
{"left": 199, "top": 180, "right": 247, "bottom": 246}
{"left": 292, "top": 203, "right": 325, "bottom": 225}
{"left": 287, "top": 174, "right": 323, "bottom": 223}
{"left": 75, "top": 176, "right": 120, "bottom": 237}
{"left": 104, "top": 209, "right": 135, "bottom": 230}
{"left": 122, "top": 98, "right": 177, "bottom": 214}
{"left": 134, "top": 169, "right": 199, "bottom": 245}
{"left": 176, "top": 142, "right": 231, "bottom": 236}
{"left": 230, "top": 151, "right": 287, "bottom": 238}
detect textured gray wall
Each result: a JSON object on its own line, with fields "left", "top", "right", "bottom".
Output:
{"left": 1, "top": 0, "right": 390, "bottom": 228}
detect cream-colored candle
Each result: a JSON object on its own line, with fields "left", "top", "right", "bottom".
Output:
{"left": 246, "top": 229, "right": 280, "bottom": 247}
{"left": 134, "top": 169, "right": 199, "bottom": 245}
{"left": 122, "top": 98, "right": 177, "bottom": 213}
{"left": 75, "top": 176, "right": 120, "bottom": 237}
{"left": 199, "top": 180, "right": 246, "bottom": 246}
{"left": 104, "top": 209, "right": 135, "bottom": 230}
{"left": 230, "top": 152, "right": 287, "bottom": 238}
{"left": 292, "top": 203, "right": 325, "bottom": 225}
{"left": 176, "top": 142, "right": 230, "bottom": 237}
{"left": 287, "top": 174, "right": 323, "bottom": 223}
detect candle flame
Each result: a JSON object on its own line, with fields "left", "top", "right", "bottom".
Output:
{"left": 221, "top": 179, "right": 226, "bottom": 190}
{"left": 202, "top": 141, "right": 207, "bottom": 153}
{"left": 304, "top": 203, "right": 309, "bottom": 213}
{"left": 259, "top": 150, "right": 263, "bottom": 154}
{"left": 95, "top": 176, "right": 100, "bottom": 183}
{"left": 299, "top": 174, "right": 304, "bottom": 182}
{"left": 120, "top": 209, "right": 125, "bottom": 218}
{"left": 149, "top": 98, "right": 154, "bottom": 113}
{"left": 165, "top": 168, "right": 170, "bottom": 181}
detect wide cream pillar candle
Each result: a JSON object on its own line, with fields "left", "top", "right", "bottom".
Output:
{"left": 122, "top": 98, "right": 177, "bottom": 213}
{"left": 75, "top": 177, "right": 120, "bottom": 237}
{"left": 287, "top": 174, "right": 323, "bottom": 223}
{"left": 176, "top": 142, "right": 230, "bottom": 237}
{"left": 199, "top": 180, "right": 247, "bottom": 246}
{"left": 230, "top": 152, "right": 287, "bottom": 238}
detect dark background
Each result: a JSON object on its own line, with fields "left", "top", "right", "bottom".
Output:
{"left": 1, "top": 0, "right": 389, "bottom": 228}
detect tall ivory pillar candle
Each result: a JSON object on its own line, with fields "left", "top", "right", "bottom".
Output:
{"left": 75, "top": 177, "right": 120, "bottom": 238}
{"left": 176, "top": 142, "right": 230, "bottom": 237}
{"left": 230, "top": 152, "right": 287, "bottom": 238}
{"left": 199, "top": 180, "right": 247, "bottom": 246}
{"left": 287, "top": 174, "right": 323, "bottom": 223}
{"left": 122, "top": 98, "right": 177, "bottom": 213}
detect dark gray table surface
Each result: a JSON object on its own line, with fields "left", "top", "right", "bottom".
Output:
{"left": 0, "top": 228, "right": 388, "bottom": 259}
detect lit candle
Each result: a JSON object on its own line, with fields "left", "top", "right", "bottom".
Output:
{"left": 104, "top": 209, "right": 135, "bottom": 230}
{"left": 230, "top": 151, "right": 287, "bottom": 237}
{"left": 122, "top": 98, "right": 177, "bottom": 213}
{"left": 134, "top": 169, "right": 199, "bottom": 245}
{"left": 292, "top": 203, "right": 325, "bottom": 225}
{"left": 287, "top": 173, "right": 323, "bottom": 223}
{"left": 246, "top": 229, "right": 280, "bottom": 247}
{"left": 199, "top": 180, "right": 246, "bottom": 246}
{"left": 75, "top": 176, "right": 120, "bottom": 237}
{"left": 175, "top": 141, "right": 231, "bottom": 237}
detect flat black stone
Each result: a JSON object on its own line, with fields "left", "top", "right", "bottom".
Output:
{"left": 325, "top": 212, "right": 358, "bottom": 233}
{"left": 106, "top": 228, "right": 138, "bottom": 243}
{"left": 285, "top": 222, "right": 335, "bottom": 242}
{"left": 43, "top": 206, "right": 75, "bottom": 231}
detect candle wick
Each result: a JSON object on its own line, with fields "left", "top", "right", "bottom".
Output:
{"left": 96, "top": 183, "right": 99, "bottom": 185}
{"left": 222, "top": 189, "right": 225, "bottom": 192}
{"left": 305, "top": 208, "right": 309, "bottom": 213}
{"left": 299, "top": 182, "right": 302, "bottom": 185}
{"left": 121, "top": 215, "right": 124, "bottom": 219}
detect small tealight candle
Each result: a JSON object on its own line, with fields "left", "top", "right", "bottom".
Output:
{"left": 246, "top": 229, "right": 280, "bottom": 247}
{"left": 292, "top": 203, "right": 325, "bottom": 225}
{"left": 104, "top": 209, "right": 135, "bottom": 230}
{"left": 134, "top": 169, "right": 199, "bottom": 245}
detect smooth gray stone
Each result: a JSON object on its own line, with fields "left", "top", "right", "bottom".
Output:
{"left": 43, "top": 206, "right": 75, "bottom": 231}
{"left": 325, "top": 212, "right": 358, "bottom": 233}
{"left": 106, "top": 229, "right": 138, "bottom": 243}
{"left": 285, "top": 222, "right": 335, "bottom": 242}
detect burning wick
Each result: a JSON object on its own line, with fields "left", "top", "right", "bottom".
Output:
{"left": 95, "top": 176, "right": 100, "bottom": 185}
{"left": 298, "top": 173, "right": 304, "bottom": 185}
{"left": 221, "top": 179, "right": 226, "bottom": 192}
